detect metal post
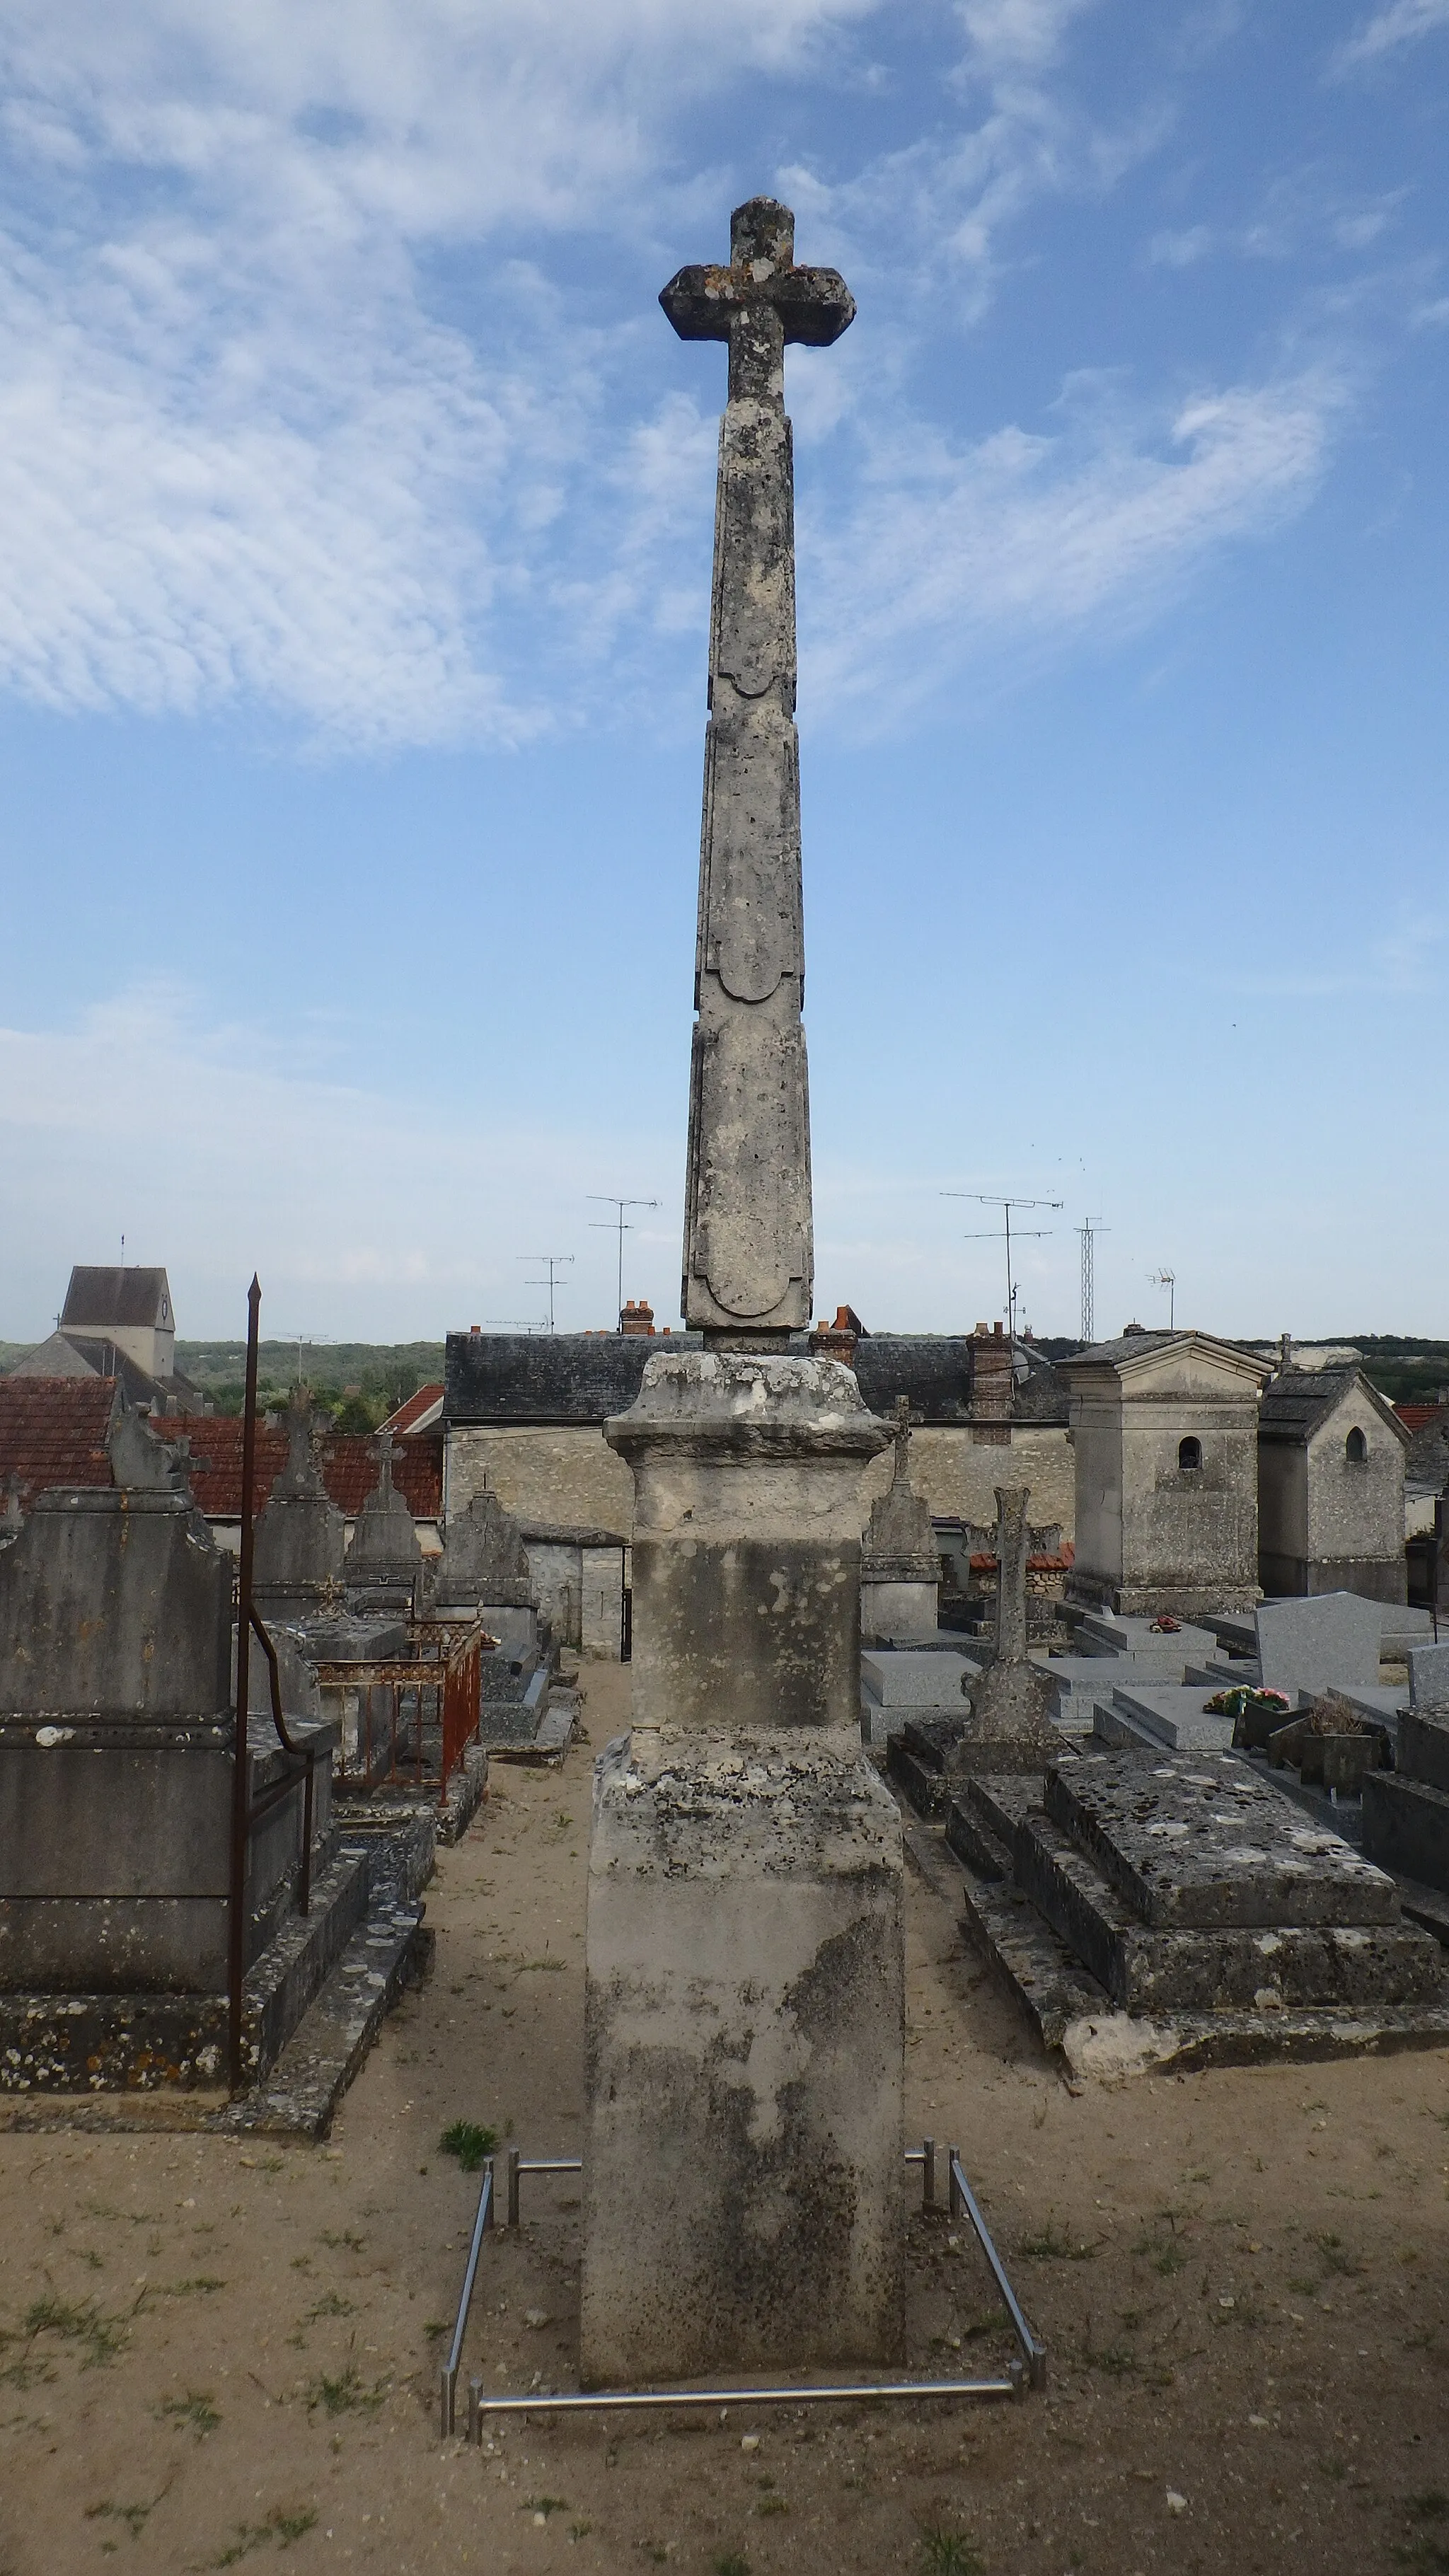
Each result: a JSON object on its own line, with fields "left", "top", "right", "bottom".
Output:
{"left": 228, "top": 1275, "right": 262, "bottom": 2096}
{"left": 507, "top": 2147, "right": 521, "bottom": 2230}
{"left": 948, "top": 2142, "right": 964, "bottom": 2222}
{"left": 439, "top": 2157, "right": 494, "bottom": 2436}
{"left": 923, "top": 2137, "right": 935, "bottom": 2214}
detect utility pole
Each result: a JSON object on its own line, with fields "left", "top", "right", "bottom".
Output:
{"left": 520, "top": 1254, "right": 575, "bottom": 1334}
{"left": 1151, "top": 1268, "right": 1177, "bottom": 1331}
{"left": 1077, "top": 1220, "right": 1109, "bottom": 1345}
{"left": 588, "top": 1195, "right": 660, "bottom": 1322}
{"left": 944, "top": 1193, "right": 1063, "bottom": 1340}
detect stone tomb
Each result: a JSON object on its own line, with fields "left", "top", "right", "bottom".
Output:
{"left": 945, "top": 1751, "right": 1446, "bottom": 2068}
{"left": 1363, "top": 1708, "right": 1449, "bottom": 1937}
{"left": 0, "top": 1478, "right": 345, "bottom": 2090}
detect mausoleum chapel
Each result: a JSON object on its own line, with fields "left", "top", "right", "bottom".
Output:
{"left": 2, "top": 171, "right": 1448, "bottom": 2576}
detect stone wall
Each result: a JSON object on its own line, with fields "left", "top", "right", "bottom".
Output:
{"left": 856, "top": 1425, "right": 1074, "bottom": 1537}
{"left": 444, "top": 1426, "right": 635, "bottom": 1535}
{"left": 448, "top": 1419, "right": 1075, "bottom": 1550}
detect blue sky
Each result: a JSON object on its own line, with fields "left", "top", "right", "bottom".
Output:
{"left": 1, "top": 0, "right": 1446, "bottom": 1347}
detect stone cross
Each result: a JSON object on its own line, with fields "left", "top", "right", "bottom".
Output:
{"left": 661, "top": 199, "right": 855, "bottom": 1344}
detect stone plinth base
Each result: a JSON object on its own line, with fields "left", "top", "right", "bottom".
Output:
{"left": 581, "top": 1724, "right": 904, "bottom": 2385}
{"left": 860, "top": 1576, "right": 940, "bottom": 1645}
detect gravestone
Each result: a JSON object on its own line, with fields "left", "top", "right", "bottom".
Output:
{"left": 1256, "top": 1591, "right": 1380, "bottom": 1704}
{"left": 1408, "top": 1641, "right": 1449, "bottom": 1711}
{"left": 432, "top": 1484, "right": 538, "bottom": 1657}
{"left": 860, "top": 1397, "right": 940, "bottom": 1644}
{"left": 952, "top": 1489, "right": 1061, "bottom": 1772}
{"left": 345, "top": 1430, "right": 422, "bottom": 1611}
{"left": 253, "top": 1387, "right": 345, "bottom": 1622}
{"left": 582, "top": 199, "right": 902, "bottom": 2387}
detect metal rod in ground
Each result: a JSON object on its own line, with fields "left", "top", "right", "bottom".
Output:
{"left": 468, "top": 2369, "right": 1022, "bottom": 2437}
{"left": 228, "top": 1274, "right": 262, "bottom": 2098}
{"left": 949, "top": 2148, "right": 1046, "bottom": 2388}
{"left": 440, "top": 2159, "right": 495, "bottom": 2437}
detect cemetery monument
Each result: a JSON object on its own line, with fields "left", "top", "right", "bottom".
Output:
{"left": 580, "top": 200, "right": 903, "bottom": 2383}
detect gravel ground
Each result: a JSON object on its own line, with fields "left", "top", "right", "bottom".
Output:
{"left": 2, "top": 1660, "right": 1448, "bottom": 2576}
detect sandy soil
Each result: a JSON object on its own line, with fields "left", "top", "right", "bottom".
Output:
{"left": 3, "top": 1660, "right": 1448, "bottom": 2576}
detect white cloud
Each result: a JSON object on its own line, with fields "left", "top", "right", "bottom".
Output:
{"left": 1333, "top": 0, "right": 1449, "bottom": 71}
{"left": 0, "top": 0, "right": 1366, "bottom": 749}
{"left": 800, "top": 370, "right": 1341, "bottom": 721}
{"left": 0, "top": 981, "right": 684, "bottom": 1337}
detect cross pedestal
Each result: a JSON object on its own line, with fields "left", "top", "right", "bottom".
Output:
{"left": 580, "top": 1351, "right": 901, "bottom": 2383}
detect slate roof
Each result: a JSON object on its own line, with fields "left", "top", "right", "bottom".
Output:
{"left": 8, "top": 1330, "right": 206, "bottom": 1415}
{"left": 0, "top": 1376, "right": 120, "bottom": 1506}
{"left": 61, "top": 1265, "right": 172, "bottom": 1329}
{"left": 444, "top": 1328, "right": 1070, "bottom": 1430}
{"left": 184, "top": 1423, "right": 443, "bottom": 1519}
{"left": 1258, "top": 1365, "right": 1409, "bottom": 1449}
{"left": 445, "top": 1330, "right": 703, "bottom": 1426}
{"left": 1061, "top": 1329, "right": 1268, "bottom": 1382}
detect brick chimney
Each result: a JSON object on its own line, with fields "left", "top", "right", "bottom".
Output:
{"left": 619, "top": 1300, "right": 656, "bottom": 1336}
{"left": 970, "top": 1319, "right": 1012, "bottom": 1446}
{"left": 809, "top": 1304, "right": 865, "bottom": 1370}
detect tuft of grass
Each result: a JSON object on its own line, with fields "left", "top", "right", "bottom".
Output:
{"left": 319, "top": 2229, "right": 365, "bottom": 2253}
{"left": 524, "top": 2497, "right": 570, "bottom": 2519}
{"left": 157, "top": 2276, "right": 226, "bottom": 2298}
{"left": 439, "top": 2121, "right": 499, "bottom": 2174}
{"left": 1017, "top": 2218, "right": 1097, "bottom": 2262}
{"left": 519, "top": 1958, "right": 567, "bottom": 1973}
{"left": 85, "top": 2492, "right": 168, "bottom": 2543}
{"left": 304, "top": 2364, "right": 386, "bottom": 2417}
{"left": 1315, "top": 2232, "right": 1366, "bottom": 2279}
{"left": 202, "top": 2507, "right": 319, "bottom": 2567}
{"left": 303, "top": 2292, "right": 354, "bottom": 2323}
{"left": 1410, "top": 2495, "right": 1449, "bottom": 2521}
{"left": 918, "top": 2529, "right": 985, "bottom": 2575}
{"left": 156, "top": 2391, "right": 221, "bottom": 2440}
{"left": 14, "top": 2292, "right": 128, "bottom": 2370}
{"left": 715, "top": 2558, "right": 751, "bottom": 2576}
{"left": 756, "top": 2497, "right": 789, "bottom": 2517}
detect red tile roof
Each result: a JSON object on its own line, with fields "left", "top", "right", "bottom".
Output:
{"left": 183, "top": 1421, "right": 442, "bottom": 1519}
{"left": 1396, "top": 1403, "right": 1448, "bottom": 1432}
{"left": 0, "top": 1375, "right": 120, "bottom": 1505}
{"left": 379, "top": 1383, "right": 444, "bottom": 1436}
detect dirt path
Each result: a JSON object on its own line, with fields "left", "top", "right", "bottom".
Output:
{"left": 3, "top": 1662, "right": 1448, "bottom": 2576}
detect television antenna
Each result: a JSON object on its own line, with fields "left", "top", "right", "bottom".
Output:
{"left": 1150, "top": 1268, "right": 1177, "bottom": 1331}
{"left": 1077, "top": 1220, "right": 1110, "bottom": 1345}
{"left": 943, "top": 1193, "right": 1063, "bottom": 1341}
{"left": 519, "top": 1254, "right": 575, "bottom": 1334}
{"left": 272, "top": 1331, "right": 337, "bottom": 1385}
{"left": 589, "top": 1194, "right": 660, "bottom": 1321}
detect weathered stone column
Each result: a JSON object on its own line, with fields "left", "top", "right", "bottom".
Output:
{"left": 948, "top": 1486, "right": 1061, "bottom": 1777}
{"left": 581, "top": 202, "right": 903, "bottom": 2387}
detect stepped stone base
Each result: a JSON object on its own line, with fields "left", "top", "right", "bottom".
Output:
{"left": 0, "top": 1816, "right": 432, "bottom": 2130}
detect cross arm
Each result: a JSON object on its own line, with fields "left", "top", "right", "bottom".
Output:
{"left": 659, "top": 263, "right": 855, "bottom": 347}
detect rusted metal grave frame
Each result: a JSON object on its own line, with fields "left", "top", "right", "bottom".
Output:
{"left": 228, "top": 1276, "right": 325, "bottom": 2094}
{"left": 439, "top": 2138, "right": 1046, "bottom": 2439}
{"left": 313, "top": 1619, "right": 488, "bottom": 1804}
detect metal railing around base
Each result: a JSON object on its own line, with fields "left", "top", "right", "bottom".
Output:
{"left": 438, "top": 2137, "right": 1044, "bottom": 2437}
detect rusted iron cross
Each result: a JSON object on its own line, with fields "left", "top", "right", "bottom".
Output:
{"left": 659, "top": 197, "right": 855, "bottom": 403}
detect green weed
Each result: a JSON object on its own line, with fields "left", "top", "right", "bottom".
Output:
{"left": 918, "top": 2530, "right": 984, "bottom": 2575}
{"left": 85, "top": 2491, "right": 167, "bottom": 2543}
{"left": 304, "top": 2364, "right": 386, "bottom": 2417}
{"left": 156, "top": 2391, "right": 221, "bottom": 2440}
{"left": 1017, "top": 2219, "right": 1097, "bottom": 2261}
{"left": 202, "top": 2507, "right": 318, "bottom": 2566}
{"left": 319, "top": 2229, "right": 365, "bottom": 2252}
{"left": 524, "top": 2497, "right": 569, "bottom": 2519}
{"left": 438, "top": 2121, "right": 498, "bottom": 2173}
